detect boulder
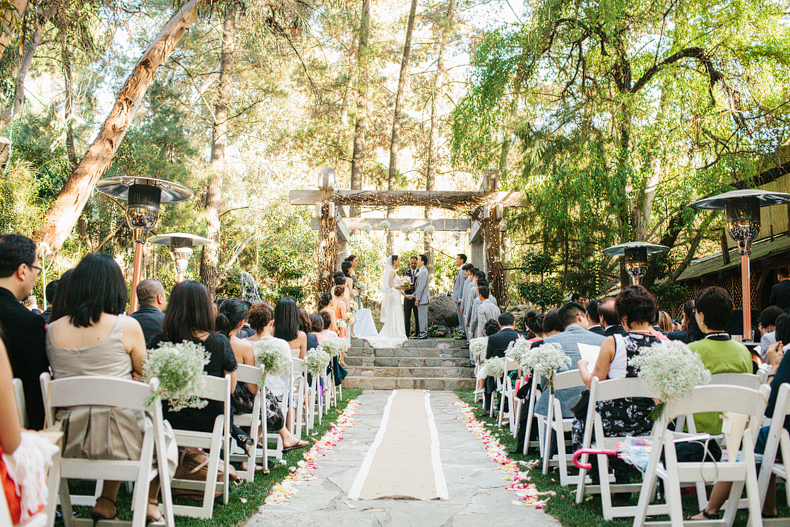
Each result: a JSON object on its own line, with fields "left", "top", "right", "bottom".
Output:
{"left": 428, "top": 293, "right": 460, "bottom": 330}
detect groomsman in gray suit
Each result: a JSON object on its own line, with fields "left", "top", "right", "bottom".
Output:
{"left": 469, "top": 279, "right": 497, "bottom": 338}
{"left": 463, "top": 270, "right": 482, "bottom": 338}
{"left": 414, "top": 254, "right": 431, "bottom": 339}
{"left": 475, "top": 286, "right": 501, "bottom": 338}
{"left": 452, "top": 254, "right": 468, "bottom": 337}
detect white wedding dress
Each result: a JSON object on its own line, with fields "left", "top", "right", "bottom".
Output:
{"left": 362, "top": 258, "right": 408, "bottom": 349}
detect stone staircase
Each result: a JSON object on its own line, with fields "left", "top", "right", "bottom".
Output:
{"left": 342, "top": 338, "right": 475, "bottom": 391}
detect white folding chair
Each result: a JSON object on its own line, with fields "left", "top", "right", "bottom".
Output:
{"left": 519, "top": 373, "right": 543, "bottom": 454}
{"left": 497, "top": 359, "right": 519, "bottom": 433}
{"left": 541, "top": 370, "right": 584, "bottom": 484}
{"left": 41, "top": 373, "right": 174, "bottom": 527}
{"left": 633, "top": 384, "right": 770, "bottom": 527}
{"left": 229, "top": 364, "right": 265, "bottom": 482}
{"left": 758, "top": 383, "right": 790, "bottom": 525}
{"left": 13, "top": 377, "right": 28, "bottom": 429}
{"left": 575, "top": 377, "right": 666, "bottom": 520}
{"left": 289, "top": 358, "right": 307, "bottom": 439}
{"left": 0, "top": 479, "right": 50, "bottom": 527}
{"left": 170, "top": 374, "right": 231, "bottom": 519}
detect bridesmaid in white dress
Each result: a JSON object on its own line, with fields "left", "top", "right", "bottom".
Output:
{"left": 362, "top": 255, "right": 408, "bottom": 349}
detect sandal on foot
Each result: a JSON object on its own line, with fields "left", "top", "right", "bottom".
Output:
{"left": 282, "top": 441, "right": 309, "bottom": 454}
{"left": 688, "top": 510, "right": 720, "bottom": 521}
{"left": 91, "top": 496, "right": 117, "bottom": 525}
{"left": 146, "top": 499, "right": 164, "bottom": 525}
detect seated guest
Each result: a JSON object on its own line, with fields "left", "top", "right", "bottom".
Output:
{"left": 274, "top": 297, "right": 307, "bottom": 360}
{"left": 0, "top": 234, "right": 48, "bottom": 430}
{"left": 46, "top": 253, "right": 166, "bottom": 523}
{"left": 475, "top": 286, "right": 501, "bottom": 338}
{"left": 299, "top": 306, "right": 318, "bottom": 351}
{"left": 47, "top": 269, "right": 74, "bottom": 323}
{"left": 541, "top": 308, "right": 564, "bottom": 338}
{"left": 310, "top": 312, "right": 347, "bottom": 384}
{"left": 40, "top": 279, "right": 58, "bottom": 324}
{"left": 130, "top": 278, "right": 166, "bottom": 345}
{"left": 686, "top": 286, "right": 753, "bottom": 522}
{"left": 237, "top": 300, "right": 255, "bottom": 338}
{"left": 534, "top": 302, "right": 605, "bottom": 420}
{"left": 768, "top": 267, "right": 790, "bottom": 312}
{"left": 759, "top": 305, "right": 784, "bottom": 362}
{"left": 574, "top": 285, "right": 662, "bottom": 484}
{"left": 484, "top": 313, "right": 519, "bottom": 411}
{"left": 658, "top": 311, "right": 673, "bottom": 333}
{"left": 598, "top": 297, "right": 626, "bottom": 337}
{"left": 318, "top": 311, "right": 339, "bottom": 339}
{"left": 586, "top": 300, "right": 605, "bottom": 335}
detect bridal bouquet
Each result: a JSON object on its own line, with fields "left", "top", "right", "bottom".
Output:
{"left": 629, "top": 340, "right": 711, "bottom": 419}
{"left": 482, "top": 356, "right": 507, "bottom": 378}
{"left": 336, "top": 319, "right": 347, "bottom": 330}
{"left": 305, "top": 347, "right": 331, "bottom": 376}
{"left": 253, "top": 340, "right": 292, "bottom": 385}
{"left": 505, "top": 339, "right": 531, "bottom": 365}
{"left": 143, "top": 340, "right": 210, "bottom": 411}
{"left": 520, "top": 342, "right": 571, "bottom": 393}
{"left": 320, "top": 337, "right": 349, "bottom": 358}
{"left": 469, "top": 337, "right": 488, "bottom": 363}
{"left": 398, "top": 276, "right": 412, "bottom": 288}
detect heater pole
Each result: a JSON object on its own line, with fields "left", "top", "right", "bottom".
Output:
{"left": 130, "top": 241, "right": 145, "bottom": 313}
{"left": 741, "top": 253, "right": 752, "bottom": 341}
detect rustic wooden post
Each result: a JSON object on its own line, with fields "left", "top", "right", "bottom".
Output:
{"left": 317, "top": 202, "right": 338, "bottom": 299}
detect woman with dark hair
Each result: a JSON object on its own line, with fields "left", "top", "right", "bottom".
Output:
{"left": 318, "top": 311, "right": 338, "bottom": 339}
{"left": 274, "top": 298, "right": 307, "bottom": 360}
{"left": 46, "top": 268, "right": 74, "bottom": 323}
{"left": 318, "top": 292, "right": 337, "bottom": 333}
{"left": 574, "top": 284, "right": 662, "bottom": 484}
{"left": 331, "top": 285, "right": 349, "bottom": 339}
{"left": 299, "top": 306, "right": 319, "bottom": 351}
{"left": 542, "top": 308, "right": 564, "bottom": 336}
{"left": 148, "top": 281, "right": 238, "bottom": 433}
{"left": 525, "top": 312, "right": 546, "bottom": 343}
{"left": 244, "top": 303, "right": 308, "bottom": 453}
{"left": 46, "top": 254, "right": 165, "bottom": 523}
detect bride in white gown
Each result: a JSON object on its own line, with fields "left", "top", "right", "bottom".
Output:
{"left": 362, "top": 255, "right": 408, "bottom": 349}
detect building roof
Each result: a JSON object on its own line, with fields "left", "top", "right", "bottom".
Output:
{"left": 676, "top": 233, "right": 790, "bottom": 282}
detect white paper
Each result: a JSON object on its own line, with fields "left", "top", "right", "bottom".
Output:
{"left": 577, "top": 343, "right": 600, "bottom": 373}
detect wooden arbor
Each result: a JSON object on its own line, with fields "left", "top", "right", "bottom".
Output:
{"left": 289, "top": 169, "right": 526, "bottom": 305}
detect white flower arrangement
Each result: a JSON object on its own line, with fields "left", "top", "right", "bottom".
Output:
{"left": 402, "top": 225, "right": 415, "bottom": 235}
{"left": 319, "top": 337, "right": 350, "bottom": 358}
{"left": 253, "top": 339, "right": 292, "bottom": 384}
{"left": 361, "top": 225, "right": 373, "bottom": 233}
{"left": 470, "top": 337, "right": 488, "bottom": 363}
{"left": 359, "top": 283, "right": 367, "bottom": 293}
{"left": 423, "top": 225, "right": 436, "bottom": 235}
{"left": 520, "top": 342, "right": 571, "bottom": 393}
{"left": 348, "top": 313, "right": 356, "bottom": 324}
{"left": 377, "top": 220, "right": 390, "bottom": 230}
{"left": 305, "top": 347, "right": 331, "bottom": 376}
{"left": 629, "top": 340, "right": 711, "bottom": 418}
{"left": 505, "top": 338, "right": 531, "bottom": 365}
{"left": 143, "top": 340, "right": 210, "bottom": 411}
{"left": 336, "top": 319, "right": 347, "bottom": 330}
{"left": 398, "top": 276, "right": 412, "bottom": 287}
{"left": 482, "top": 356, "right": 507, "bottom": 378}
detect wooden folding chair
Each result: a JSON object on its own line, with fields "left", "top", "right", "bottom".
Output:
{"left": 170, "top": 374, "right": 232, "bottom": 519}
{"left": 542, "top": 369, "right": 584, "bottom": 484}
{"left": 574, "top": 376, "right": 666, "bottom": 520}
{"left": 229, "top": 364, "right": 265, "bottom": 482}
{"left": 633, "top": 384, "right": 770, "bottom": 527}
{"left": 41, "top": 373, "right": 175, "bottom": 527}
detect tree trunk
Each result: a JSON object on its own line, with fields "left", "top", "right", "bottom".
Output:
{"left": 0, "top": 0, "right": 28, "bottom": 56}
{"left": 31, "top": 0, "right": 202, "bottom": 253}
{"left": 349, "top": 0, "right": 370, "bottom": 216}
{"left": 386, "top": 0, "right": 418, "bottom": 255}
{"left": 0, "top": 1, "right": 48, "bottom": 133}
{"left": 200, "top": 5, "right": 235, "bottom": 296}
{"left": 424, "top": 0, "right": 455, "bottom": 272}
{"left": 63, "top": 37, "right": 77, "bottom": 167}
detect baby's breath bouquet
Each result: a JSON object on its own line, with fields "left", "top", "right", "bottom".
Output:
{"left": 320, "top": 337, "right": 349, "bottom": 358}
{"left": 506, "top": 339, "right": 531, "bottom": 365}
{"left": 305, "top": 348, "right": 331, "bottom": 376}
{"left": 629, "top": 340, "right": 711, "bottom": 419}
{"left": 469, "top": 337, "right": 488, "bottom": 363}
{"left": 482, "top": 357, "right": 507, "bottom": 378}
{"left": 253, "top": 339, "right": 292, "bottom": 385}
{"left": 520, "top": 342, "right": 571, "bottom": 394}
{"left": 143, "top": 340, "right": 210, "bottom": 411}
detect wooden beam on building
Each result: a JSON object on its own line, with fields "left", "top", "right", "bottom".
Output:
{"left": 290, "top": 190, "right": 526, "bottom": 210}
{"left": 470, "top": 221, "right": 483, "bottom": 243}
{"left": 309, "top": 217, "right": 472, "bottom": 232}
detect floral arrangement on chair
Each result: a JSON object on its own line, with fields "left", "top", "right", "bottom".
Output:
{"left": 629, "top": 340, "right": 711, "bottom": 419}
{"left": 505, "top": 339, "right": 531, "bottom": 365}
{"left": 305, "top": 348, "right": 331, "bottom": 376}
{"left": 482, "top": 356, "right": 507, "bottom": 378}
{"left": 319, "top": 337, "right": 349, "bottom": 358}
{"left": 470, "top": 337, "right": 488, "bottom": 364}
{"left": 520, "top": 342, "right": 571, "bottom": 394}
{"left": 143, "top": 340, "right": 210, "bottom": 410}
{"left": 253, "top": 340, "right": 292, "bottom": 385}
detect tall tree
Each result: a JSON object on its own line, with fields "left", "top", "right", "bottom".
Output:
{"left": 385, "top": 0, "right": 417, "bottom": 253}
{"left": 31, "top": 0, "right": 203, "bottom": 253}
{"left": 0, "top": 0, "right": 28, "bottom": 55}
{"left": 349, "top": 0, "right": 369, "bottom": 215}
{"left": 201, "top": 4, "right": 236, "bottom": 296}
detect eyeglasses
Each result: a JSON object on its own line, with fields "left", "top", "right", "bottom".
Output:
{"left": 27, "top": 263, "right": 42, "bottom": 275}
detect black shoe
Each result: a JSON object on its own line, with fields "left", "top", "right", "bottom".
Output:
{"left": 455, "top": 336, "right": 466, "bottom": 340}
{"left": 418, "top": 335, "right": 428, "bottom": 339}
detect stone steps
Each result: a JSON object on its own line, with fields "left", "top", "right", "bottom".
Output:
{"left": 342, "top": 338, "right": 474, "bottom": 391}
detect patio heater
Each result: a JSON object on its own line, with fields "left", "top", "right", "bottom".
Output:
{"left": 148, "top": 233, "right": 213, "bottom": 283}
{"left": 693, "top": 189, "right": 790, "bottom": 341}
{"left": 96, "top": 177, "right": 193, "bottom": 312}
{"left": 602, "top": 241, "right": 669, "bottom": 286}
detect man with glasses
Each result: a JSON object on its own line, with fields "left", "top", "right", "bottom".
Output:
{"left": 0, "top": 233, "right": 48, "bottom": 429}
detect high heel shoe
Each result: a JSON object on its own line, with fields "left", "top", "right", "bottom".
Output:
{"left": 146, "top": 498, "right": 164, "bottom": 525}
{"left": 91, "top": 496, "right": 117, "bottom": 526}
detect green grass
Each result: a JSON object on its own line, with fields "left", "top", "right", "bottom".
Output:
{"left": 454, "top": 389, "right": 788, "bottom": 527}
{"left": 67, "top": 388, "right": 363, "bottom": 527}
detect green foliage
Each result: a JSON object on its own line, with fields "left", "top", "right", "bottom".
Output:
{"left": 516, "top": 281, "right": 563, "bottom": 309}
{"left": 651, "top": 281, "right": 691, "bottom": 313}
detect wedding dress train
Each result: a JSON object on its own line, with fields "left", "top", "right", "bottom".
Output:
{"left": 363, "top": 260, "right": 407, "bottom": 349}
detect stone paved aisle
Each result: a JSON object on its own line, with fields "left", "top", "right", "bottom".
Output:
{"left": 245, "top": 391, "right": 562, "bottom": 527}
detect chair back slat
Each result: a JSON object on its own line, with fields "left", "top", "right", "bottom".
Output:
{"left": 12, "top": 378, "right": 27, "bottom": 429}
{"left": 592, "top": 377, "right": 656, "bottom": 403}
{"left": 664, "top": 384, "right": 770, "bottom": 420}
{"left": 553, "top": 369, "right": 585, "bottom": 390}
{"left": 709, "top": 372, "right": 762, "bottom": 390}
{"left": 46, "top": 376, "right": 156, "bottom": 411}
{"left": 235, "top": 364, "right": 264, "bottom": 385}
{"left": 194, "top": 375, "right": 232, "bottom": 403}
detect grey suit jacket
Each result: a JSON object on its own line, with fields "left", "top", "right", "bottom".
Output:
{"left": 468, "top": 293, "right": 497, "bottom": 329}
{"left": 452, "top": 268, "right": 465, "bottom": 302}
{"left": 534, "top": 325, "right": 605, "bottom": 418}
{"left": 462, "top": 280, "right": 476, "bottom": 318}
{"left": 476, "top": 299, "right": 501, "bottom": 338}
{"left": 414, "top": 266, "right": 430, "bottom": 304}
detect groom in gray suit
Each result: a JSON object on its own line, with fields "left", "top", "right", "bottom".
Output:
{"left": 414, "top": 254, "right": 431, "bottom": 339}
